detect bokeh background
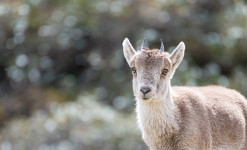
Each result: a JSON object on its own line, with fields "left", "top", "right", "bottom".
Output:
{"left": 0, "top": 0, "right": 247, "bottom": 149}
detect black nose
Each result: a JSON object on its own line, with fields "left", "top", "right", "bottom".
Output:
{"left": 140, "top": 87, "right": 151, "bottom": 95}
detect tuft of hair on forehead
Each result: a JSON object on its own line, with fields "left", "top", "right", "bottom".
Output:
{"left": 139, "top": 49, "right": 170, "bottom": 58}
{"left": 133, "top": 49, "right": 171, "bottom": 70}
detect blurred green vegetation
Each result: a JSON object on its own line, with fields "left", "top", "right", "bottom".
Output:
{"left": 0, "top": 0, "right": 247, "bottom": 149}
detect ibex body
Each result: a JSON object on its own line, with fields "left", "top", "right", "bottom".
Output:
{"left": 122, "top": 38, "right": 247, "bottom": 150}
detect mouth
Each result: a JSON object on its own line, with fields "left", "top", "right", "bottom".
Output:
{"left": 142, "top": 96, "right": 151, "bottom": 100}
{"left": 138, "top": 92, "right": 153, "bottom": 100}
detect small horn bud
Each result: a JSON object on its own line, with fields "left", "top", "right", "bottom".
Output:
{"left": 141, "top": 38, "right": 146, "bottom": 50}
{"left": 160, "top": 39, "right": 164, "bottom": 51}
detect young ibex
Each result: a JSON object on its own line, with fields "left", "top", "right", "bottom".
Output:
{"left": 122, "top": 38, "right": 247, "bottom": 150}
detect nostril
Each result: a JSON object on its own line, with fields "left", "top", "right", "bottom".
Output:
{"left": 140, "top": 87, "right": 151, "bottom": 95}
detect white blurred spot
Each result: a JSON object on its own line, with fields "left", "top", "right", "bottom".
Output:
{"left": 110, "top": 1, "right": 123, "bottom": 14}
{"left": 35, "top": 110, "right": 48, "bottom": 121}
{"left": 88, "top": 52, "right": 103, "bottom": 69}
{"left": 18, "top": 4, "right": 30, "bottom": 16}
{"left": 222, "top": 37, "right": 235, "bottom": 48}
{"left": 80, "top": 110, "right": 91, "bottom": 122}
{"left": 38, "top": 25, "right": 56, "bottom": 37}
{"left": 217, "top": 75, "right": 229, "bottom": 87}
{"left": 119, "top": 0, "right": 132, "bottom": 6}
{"left": 7, "top": 66, "right": 24, "bottom": 82}
{"left": 0, "top": 5, "right": 6, "bottom": 16}
{"left": 45, "top": 119, "right": 57, "bottom": 133}
{"left": 1, "top": 141, "right": 12, "bottom": 150}
{"left": 228, "top": 26, "right": 243, "bottom": 39}
{"left": 16, "top": 54, "right": 29, "bottom": 67}
{"left": 143, "top": 29, "right": 157, "bottom": 41}
{"left": 206, "top": 62, "right": 220, "bottom": 76}
{"left": 113, "top": 96, "right": 128, "bottom": 110}
{"left": 96, "top": 2, "right": 109, "bottom": 13}
{"left": 56, "top": 141, "right": 73, "bottom": 150}
{"left": 64, "top": 16, "right": 77, "bottom": 27}
{"left": 38, "top": 144, "right": 55, "bottom": 150}
{"left": 14, "top": 18, "right": 28, "bottom": 34}
{"left": 29, "top": 0, "right": 41, "bottom": 5}
{"left": 14, "top": 34, "right": 25, "bottom": 44}
{"left": 6, "top": 38, "right": 16, "bottom": 49}
{"left": 205, "top": 32, "right": 220, "bottom": 45}
{"left": 157, "top": 11, "right": 170, "bottom": 23}
{"left": 38, "top": 25, "right": 51, "bottom": 37}
{"left": 28, "top": 68, "right": 41, "bottom": 83}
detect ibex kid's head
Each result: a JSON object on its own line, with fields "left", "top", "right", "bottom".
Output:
{"left": 122, "top": 38, "right": 185, "bottom": 101}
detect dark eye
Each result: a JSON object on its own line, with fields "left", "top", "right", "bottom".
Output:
{"left": 162, "top": 69, "right": 168, "bottom": 75}
{"left": 131, "top": 67, "right": 137, "bottom": 73}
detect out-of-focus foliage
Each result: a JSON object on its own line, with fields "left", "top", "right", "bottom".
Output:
{"left": 0, "top": 0, "right": 247, "bottom": 149}
{"left": 0, "top": 94, "right": 147, "bottom": 150}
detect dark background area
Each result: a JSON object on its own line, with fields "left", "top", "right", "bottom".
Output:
{"left": 0, "top": 0, "right": 247, "bottom": 149}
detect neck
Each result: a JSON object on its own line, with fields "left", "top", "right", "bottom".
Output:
{"left": 136, "top": 80, "right": 178, "bottom": 136}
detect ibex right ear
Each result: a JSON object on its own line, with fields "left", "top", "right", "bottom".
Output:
{"left": 170, "top": 42, "right": 185, "bottom": 69}
{"left": 122, "top": 38, "right": 136, "bottom": 66}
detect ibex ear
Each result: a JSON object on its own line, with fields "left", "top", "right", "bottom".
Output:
{"left": 122, "top": 38, "right": 136, "bottom": 66}
{"left": 170, "top": 42, "right": 185, "bottom": 70}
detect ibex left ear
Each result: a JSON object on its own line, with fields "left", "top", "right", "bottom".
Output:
{"left": 170, "top": 42, "right": 185, "bottom": 69}
{"left": 122, "top": 38, "right": 136, "bottom": 66}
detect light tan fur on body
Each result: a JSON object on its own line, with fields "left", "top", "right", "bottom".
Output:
{"left": 122, "top": 38, "right": 247, "bottom": 150}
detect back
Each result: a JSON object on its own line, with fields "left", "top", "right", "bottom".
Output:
{"left": 172, "top": 85, "right": 247, "bottom": 149}
{"left": 173, "top": 85, "right": 247, "bottom": 108}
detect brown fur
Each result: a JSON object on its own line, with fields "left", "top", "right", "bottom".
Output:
{"left": 122, "top": 38, "right": 247, "bottom": 150}
{"left": 173, "top": 86, "right": 247, "bottom": 149}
